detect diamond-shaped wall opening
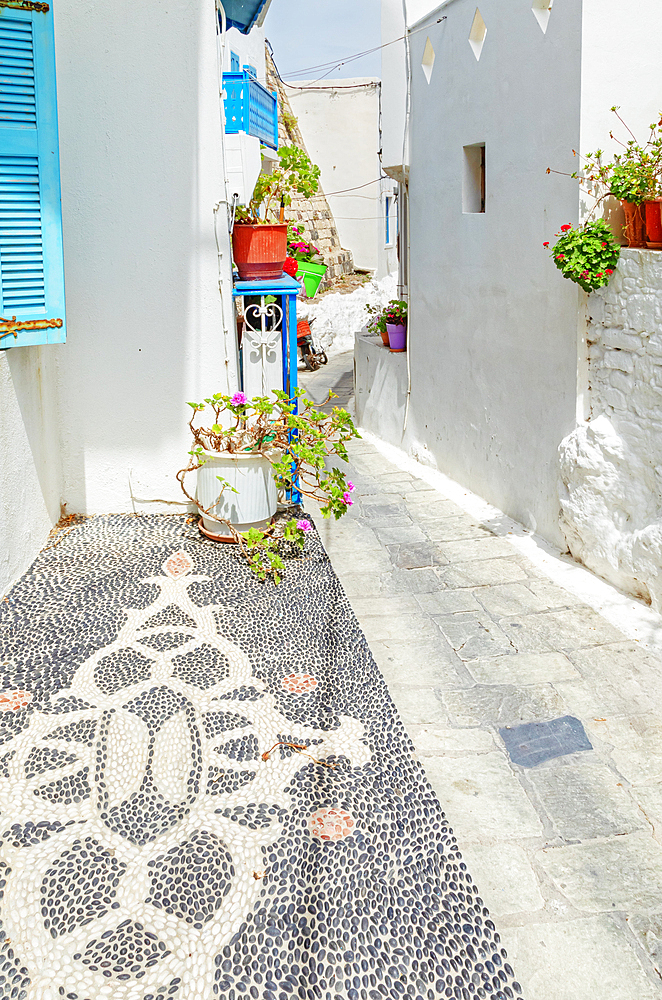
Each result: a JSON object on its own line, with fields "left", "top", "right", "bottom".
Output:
{"left": 421, "top": 37, "right": 436, "bottom": 84}
{"left": 468, "top": 8, "right": 487, "bottom": 61}
{"left": 532, "top": 0, "right": 553, "bottom": 33}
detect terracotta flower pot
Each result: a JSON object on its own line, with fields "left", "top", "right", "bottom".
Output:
{"left": 232, "top": 223, "right": 288, "bottom": 281}
{"left": 621, "top": 201, "right": 647, "bottom": 248}
{"left": 644, "top": 199, "right": 662, "bottom": 249}
{"left": 379, "top": 327, "right": 390, "bottom": 347}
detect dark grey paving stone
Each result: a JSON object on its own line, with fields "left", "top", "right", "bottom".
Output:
{"left": 388, "top": 542, "right": 447, "bottom": 569}
{"left": 499, "top": 715, "right": 592, "bottom": 768}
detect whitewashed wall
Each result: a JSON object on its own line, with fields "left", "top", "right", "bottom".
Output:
{"left": 54, "top": 0, "right": 239, "bottom": 516}
{"left": 1, "top": 0, "right": 241, "bottom": 597}
{"left": 373, "top": 0, "right": 662, "bottom": 550}
{"left": 0, "top": 348, "right": 63, "bottom": 595}
{"left": 393, "top": 0, "right": 583, "bottom": 546}
{"left": 288, "top": 79, "right": 381, "bottom": 271}
{"left": 560, "top": 251, "right": 662, "bottom": 610}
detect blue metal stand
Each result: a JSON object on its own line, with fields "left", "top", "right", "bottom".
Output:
{"left": 232, "top": 275, "right": 299, "bottom": 401}
{"left": 232, "top": 275, "right": 301, "bottom": 503}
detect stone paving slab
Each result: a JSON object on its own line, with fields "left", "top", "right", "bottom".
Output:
{"left": 500, "top": 915, "right": 661, "bottom": 1000}
{"left": 301, "top": 354, "right": 662, "bottom": 997}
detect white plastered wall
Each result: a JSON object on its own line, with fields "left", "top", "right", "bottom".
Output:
{"left": 288, "top": 80, "right": 381, "bottom": 272}
{"left": 0, "top": 348, "right": 63, "bottom": 596}
{"left": 383, "top": 0, "right": 584, "bottom": 546}
{"left": 53, "top": 0, "right": 239, "bottom": 517}
{"left": 1, "top": 0, "right": 242, "bottom": 597}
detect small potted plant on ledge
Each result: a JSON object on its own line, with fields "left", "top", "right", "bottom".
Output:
{"left": 364, "top": 303, "right": 389, "bottom": 347}
{"left": 286, "top": 224, "right": 328, "bottom": 298}
{"left": 177, "top": 389, "right": 358, "bottom": 582}
{"left": 569, "top": 107, "right": 662, "bottom": 248}
{"left": 232, "top": 146, "right": 321, "bottom": 281}
{"left": 383, "top": 300, "right": 408, "bottom": 353}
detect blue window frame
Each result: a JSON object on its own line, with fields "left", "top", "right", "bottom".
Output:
{"left": 243, "top": 64, "right": 257, "bottom": 79}
{"left": 230, "top": 51, "right": 240, "bottom": 72}
{"left": 0, "top": 3, "right": 65, "bottom": 350}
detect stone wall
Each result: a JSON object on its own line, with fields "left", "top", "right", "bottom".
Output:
{"left": 265, "top": 51, "right": 354, "bottom": 288}
{"left": 559, "top": 250, "right": 662, "bottom": 609}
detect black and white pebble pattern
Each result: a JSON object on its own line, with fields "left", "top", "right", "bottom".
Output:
{"left": 139, "top": 633, "right": 192, "bottom": 652}
{"left": 33, "top": 767, "right": 91, "bottom": 805}
{"left": 45, "top": 719, "right": 98, "bottom": 745}
{"left": 75, "top": 919, "right": 171, "bottom": 978}
{"left": 203, "top": 710, "right": 251, "bottom": 739}
{"left": 146, "top": 830, "right": 234, "bottom": 926}
{"left": 95, "top": 648, "right": 153, "bottom": 696}
{"left": 217, "top": 802, "right": 287, "bottom": 830}
{"left": 2, "top": 819, "right": 80, "bottom": 849}
{"left": 172, "top": 645, "right": 229, "bottom": 689}
{"left": 41, "top": 838, "right": 126, "bottom": 938}
{"left": 206, "top": 765, "right": 256, "bottom": 796}
{"left": 0, "top": 514, "right": 524, "bottom": 999}
{"left": 24, "top": 745, "right": 78, "bottom": 779}
{"left": 218, "top": 734, "right": 260, "bottom": 762}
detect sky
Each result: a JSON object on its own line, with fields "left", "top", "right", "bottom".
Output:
{"left": 262, "top": 0, "right": 382, "bottom": 82}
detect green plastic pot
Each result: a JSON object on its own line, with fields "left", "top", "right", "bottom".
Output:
{"left": 296, "top": 260, "right": 328, "bottom": 298}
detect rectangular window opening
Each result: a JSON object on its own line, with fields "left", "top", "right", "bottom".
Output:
{"left": 463, "top": 143, "right": 485, "bottom": 214}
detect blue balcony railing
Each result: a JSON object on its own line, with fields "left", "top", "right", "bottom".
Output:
{"left": 223, "top": 72, "right": 279, "bottom": 151}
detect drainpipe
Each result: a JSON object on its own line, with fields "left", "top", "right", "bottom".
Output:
{"left": 401, "top": 0, "right": 412, "bottom": 437}
{"left": 214, "top": 0, "right": 238, "bottom": 391}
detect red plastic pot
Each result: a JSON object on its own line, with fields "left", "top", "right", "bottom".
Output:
{"left": 644, "top": 200, "right": 662, "bottom": 249}
{"left": 232, "top": 223, "right": 288, "bottom": 281}
{"left": 386, "top": 323, "right": 407, "bottom": 353}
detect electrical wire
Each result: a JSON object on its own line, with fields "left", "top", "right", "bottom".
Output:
{"left": 267, "top": 18, "right": 445, "bottom": 90}
{"left": 324, "top": 177, "right": 389, "bottom": 196}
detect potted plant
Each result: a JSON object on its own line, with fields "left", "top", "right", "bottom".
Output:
{"left": 543, "top": 220, "right": 620, "bottom": 292}
{"left": 232, "top": 146, "right": 321, "bottom": 281}
{"left": 572, "top": 108, "right": 662, "bottom": 248}
{"left": 382, "top": 299, "right": 408, "bottom": 353}
{"left": 287, "top": 224, "right": 328, "bottom": 298}
{"left": 177, "top": 389, "right": 358, "bottom": 582}
{"left": 364, "top": 303, "right": 389, "bottom": 347}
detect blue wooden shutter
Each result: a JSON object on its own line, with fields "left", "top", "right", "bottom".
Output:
{"left": 0, "top": 3, "right": 65, "bottom": 350}
{"left": 230, "top": 50, "right": 239, "bottom": 72}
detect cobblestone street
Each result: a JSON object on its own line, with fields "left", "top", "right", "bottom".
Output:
{"left": 302, "top": 353, "right": 662, "bottom": 1000}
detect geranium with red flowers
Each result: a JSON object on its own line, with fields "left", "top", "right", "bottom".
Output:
{"left": 545, "top": 219, "right": 620, "bottom": 292}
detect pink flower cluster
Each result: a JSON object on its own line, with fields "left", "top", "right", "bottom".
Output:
{"left": 231, "top": 392, "right": 247, "bottom": 407}
{"left": 296, "top": 519, "right": 312, "bottom": 533}
{"left": 342, "top": 481, "right": 355, "bottom": 506}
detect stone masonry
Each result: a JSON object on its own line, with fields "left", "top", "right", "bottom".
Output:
{"left": 560, "top": 249, "right": 662, "bottom": 611}
{"left": 265, "top": 48, "right": 354, "bottom": 288}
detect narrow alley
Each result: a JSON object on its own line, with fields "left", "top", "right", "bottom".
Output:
{"left": 302, "top": 353, "right": 662, "bottom": 999}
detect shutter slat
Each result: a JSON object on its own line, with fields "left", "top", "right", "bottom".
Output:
{"left": 0, "top": 9, "right": 65, "bottom": 342}
{"left": 0, "top": 154, "right": 45, "bottom": 312}
{"left": 0, "top": 20, "right": 35, "bottom": 127}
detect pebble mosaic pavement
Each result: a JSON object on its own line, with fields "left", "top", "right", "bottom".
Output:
{"left": 0, "top": 514, "right": 523, "bottom": 1000}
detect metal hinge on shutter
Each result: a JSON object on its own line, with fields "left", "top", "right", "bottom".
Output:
{"left": 0, "top": 1, "right": 50, "bottom": 12}
{"left": 0, "top": 316, "right": 63, "bottom": 342}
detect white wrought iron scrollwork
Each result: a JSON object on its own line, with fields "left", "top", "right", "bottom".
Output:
{"left": 243, "top": 301, "right": 283, "bottom": 396}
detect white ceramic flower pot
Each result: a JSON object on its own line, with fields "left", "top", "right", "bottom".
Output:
{"left": 196, "top": 450, "right": 278, "bottom": 535}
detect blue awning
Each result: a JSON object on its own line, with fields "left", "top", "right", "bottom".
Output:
{"left": 221, "top": 0, "right": 273, "bottom": 34}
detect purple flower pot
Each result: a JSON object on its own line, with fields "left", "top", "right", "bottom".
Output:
{"left": 386, "top": 323, "right": 407, "bottom": 352}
